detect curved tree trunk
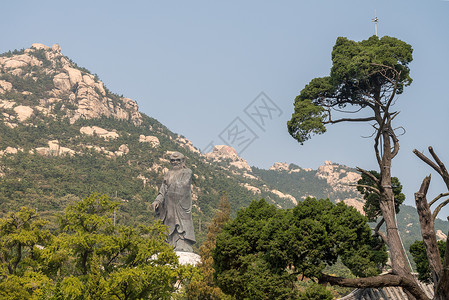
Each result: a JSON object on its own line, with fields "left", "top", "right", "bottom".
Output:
{"left": 415, "top": 176, "right": 442, "bottom": 288}
{"left": 379, "top": 131, "right": 421, "bottom": 300}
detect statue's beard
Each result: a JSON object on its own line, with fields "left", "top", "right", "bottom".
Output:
{"left": 171, "top": 163, "right": 183, "bottom": 170}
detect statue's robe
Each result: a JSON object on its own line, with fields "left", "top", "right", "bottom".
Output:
{"left": 155, "top": 168, "right": 196, "bottom": 246}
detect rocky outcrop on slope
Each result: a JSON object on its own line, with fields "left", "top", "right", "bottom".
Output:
{"left": 0, "top": 147, "right": 23, "bottom": 156}
{"left": 139, "top": 135, "right": 160, "bottom": 147}
{"left": 241, "top": 183, "right": 261, "bottom": 194}
{"left": 316, "top": 161, "right": 361, "bottom": 192}
{"left": 34, "top": 140, "right": 75, "bottom": 156}
{"left": 267, "top": 160, "right": 365, "bottom": 213}
{"left": 315, "top": 161, "right": 364, "bottom": 212}
{"left": 269, "top": 189, "right": 297, "bottom": 205}
{"left": 205, "top": 145, "right": 251, "bottom": 171}
{"left": 175, "top": 136, "right": 201, "bottom": 154}
{"left": 436, "top": 229, "right": 447, "bottom": 241}
{"left": 80, "top": 126, "right": 119, "bottom": 139}
{"left": 0, "top": 43, "right": 142, "bottom": 127}
{"left": 269, "top": 162, "right": 311, "bottom": 173}
{"left": 269, "top": 162, "right": 289, "bottom": 171}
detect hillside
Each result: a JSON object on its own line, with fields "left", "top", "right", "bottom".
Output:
{"left": 0, "top": 43, "right": 447, "bottom": 252}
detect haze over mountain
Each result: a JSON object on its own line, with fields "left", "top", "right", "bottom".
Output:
{"left": 0, "top": 43, "right": 446, "bottom": 250}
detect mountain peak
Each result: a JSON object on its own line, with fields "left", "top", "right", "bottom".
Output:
{"left": 205, "top": 145, "right": 251, "bottom": 171}
{"left": 30, "top": 43, "right": 61, "bottom": 52}
{"left": 0, "top": 43, "right": 142, "bottom": 127}
{"left": 269, "top": 162, "right": 289, "bottom": 171}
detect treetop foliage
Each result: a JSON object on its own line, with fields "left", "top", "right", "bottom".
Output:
{"left": 187, "top": 193, "right": 233, "bottom": 300}
{"left": 330, "top": 36, "right": 413, "bottom": 95}
{"left": 213, "top": 198, "right": 387, "bottom": 299}
{"left": 288, "top": 35, "right": 413, "bottom": 144}
{"left": 0, "top": 194, "right": 195, "bottom": 299}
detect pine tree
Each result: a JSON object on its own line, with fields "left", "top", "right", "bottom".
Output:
{"left": 187, "top": 193, "right": 233, "bottom": 300}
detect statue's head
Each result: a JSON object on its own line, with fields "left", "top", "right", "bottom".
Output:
{"left": 169, "top": 152, "right": 185, "bottom": 170}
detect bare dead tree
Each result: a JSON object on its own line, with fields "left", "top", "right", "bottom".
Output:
{"left": 413, "top": 147, "right": 449, "bottom": 300}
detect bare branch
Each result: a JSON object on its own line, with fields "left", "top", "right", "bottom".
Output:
{"left": 361, "top": 91, "right": 384, "bottom": 107}
{"left": 413, "top": 149, "right": 442, "bottom": 177}
{"left": 351, "top": 184, "right": 380, "bottom": 195}
{"left": 373, "top": 218, "right": 388, "bottom": 246}
{"left": 390, "top": 111, "right": 400, "bottom": 121}
{"left": 331, "top": 106, "right": 364, "bottom": 114}
{"left": 432, "top": 198, "right": 449, "bottom": 221}
{"left": 429, "top": 146, "right": 448, "bottom": 176}
{"left": 373, "top": 110, "right": 387, "bottom": 165}
{"left": 429, "top": 192, "right": 449, "bottom": 207}
{"left": 374, "top": 132, "right": 382, "bottom": 166}
{"left": 393, "top": 126, "right": 406, "bottom": 137}
{"left": 356, "top": 167, "right": 380, "bottom": 185}
{"left": 369, "top": 62, "right": 399, "bottom": 71}
{"left": 372, "top": 76, "right": 400, "bottom": 159}
{"left": 429, "top": 146, "right": 449, "bottom": 189}
{"left": 320, "top": 273, "right": 430, "bottom": 300}
{"left": 374, "top": 218, "right": 385, "bottom": 234}
{"left": 361, "top": 129, "right": 377, "bottom": 139}
{"left": 384, "top": 71, "right": 401, "bottom": 113}
{"left": 391, "top": 134, "right": 400, "bottom": 159}
{"left": 324, "top": 116, "right": 376, "bottom": 125}
{"left": 373, "top": 66, "right": 399, "bottom": 88}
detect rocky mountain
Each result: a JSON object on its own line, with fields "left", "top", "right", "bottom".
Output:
{"left": 0, "top": 43, "right": 142, "bottom": 127}
{"left": 0, "top": 43, "right": 447, "bottom": 251}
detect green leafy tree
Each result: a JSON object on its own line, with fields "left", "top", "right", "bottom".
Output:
{"left": 410, "top": 240, "right": 446, "bottom": 283}
{"left": 53, "top": 193, "right": 190, "bottom": 299}
{"left": 0, "top": 207, "right": 52, "bottom": 275}
{"left": 0, "top": 207, "right": 53, "bottom": 299}
{"left": 187, "top": 193, "right": 233, "bottom": 300}
{"left": 286, "top": 35, "right": 439, "bottom": 299}
{"left": 213, "top": 198, "right": 386, "bottom": 299}
{"left": 57, "top": 193, "right": 120, "bottom": 276}
{"left": 287, "top": 36, "right": 412, "bottom": 145}
{"left": 213, "top": 199, "right": 297, "bottom": 299}
{"left": 357, "top": 170, "right": 405, "bottom": 221}
{"left": 298, "top": 283, "right": 333, "bottom": 300}
{"left": 0, "top": 194, "right": 194, "bottom": 299}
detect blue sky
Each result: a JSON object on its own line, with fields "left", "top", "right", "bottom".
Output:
{"left": 2, "top": 0, "right": 449, "bottom": 216}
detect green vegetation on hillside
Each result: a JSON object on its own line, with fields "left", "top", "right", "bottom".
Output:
{"left": 252, "top": 165, "right": 361, "bottom": 207}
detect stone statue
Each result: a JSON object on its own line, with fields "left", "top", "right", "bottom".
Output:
{"left": 152, "top": 152, "right": 196, "bottom": 252}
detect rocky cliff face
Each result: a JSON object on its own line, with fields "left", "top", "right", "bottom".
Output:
{"left": 205, "top": 145, "right": 251, "bottom": 171}
{"left": 269, "top": 162, "right": 290, "bottom": 172}
{"left": 0, "top": 43, "right": 142, "bottom": 127}
{"left": 316, "top": 161, "right": 361, "bottom": 193}
{"left": 315, "top": 160, "right": 364, "bottom": 212}
{"left": 266, "top": 160, "right": 365, "bottom": 213}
